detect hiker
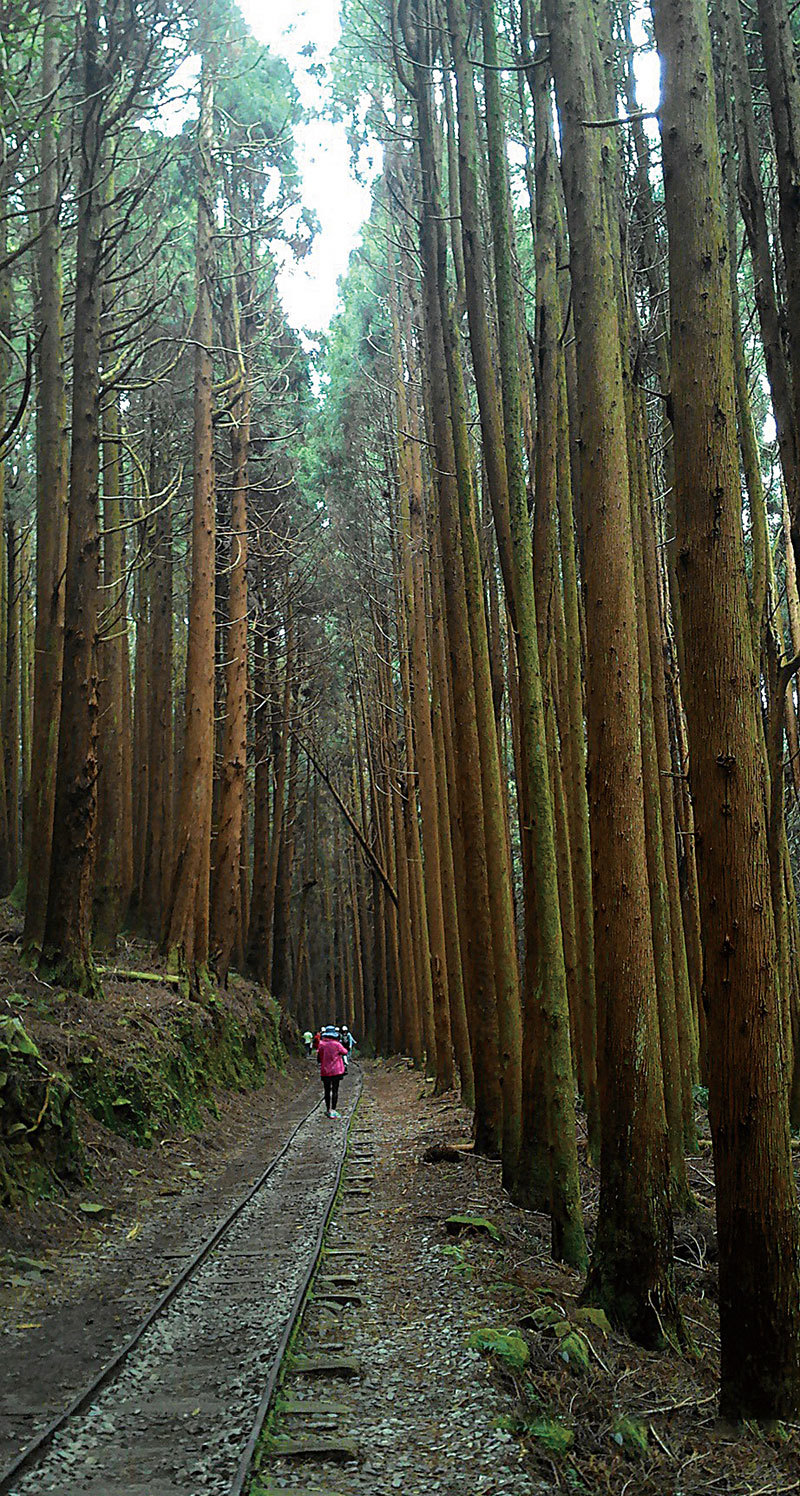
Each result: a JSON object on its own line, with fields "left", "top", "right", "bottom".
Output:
{"left": 312, "top": 1029, "right": 321, "bottom": 1051}
{"left": 317, "top": 1028, "right": 348, "bottom": 1118}
{"left": 302, "top": 1029, "right": 313, "bottom": 1056}
{"left": 339, "top": 1024, "right": 355, "bottom": 1054}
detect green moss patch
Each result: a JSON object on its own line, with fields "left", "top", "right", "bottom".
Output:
{"left": 526, "top": 1303, "right": 565, "bottom": 1332}
{"left": 0, "top": 1016, "right": 84, "bottom": 1206}
{"left": 556, "top": 1330, "right": 591, "bottom": 1372}
{"left": 445, "top": 1213, "right": 503, "bottom": 1243}
{"left": 612, "top": 1416, "right": 649, "bottom": 1455}
{"left": 70, "top": 993, "right": 286, "bottom": 1147}
{"left": 468, "top": 1325, "right": 530, "bottom": 1371}
{"left": 529, "top": 1417, "right": 575, "bottom": 1455}
{"left": 574, "top": 1305, "right": 612, "bottom": 1337}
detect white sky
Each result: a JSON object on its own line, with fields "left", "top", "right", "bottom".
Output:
{"left": 233, "top": 0, "right": 661, "bottom": 337}
{"left": 238, "top": 0, "right": 375, "bottom": 336}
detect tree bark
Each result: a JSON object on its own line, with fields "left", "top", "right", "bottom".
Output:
{"left": 654, "top": 0, "right": 800, "bottom": 1418}
{"left": 407, "top": 51, "right": 503, "bottom": 1154}
{"left": 163, "top": 51, "right": 217, "bottom": 985}
{"left": 141, "top": 430, "right": 174, "bottom": 933}
{"left": 545, "top": 0, "right": 679, "bottom": 1344}
{"left": 211, "top": 280, "right": 250, "bottom": 983}
{"left": 94, "top": 379, "right": 132, "bottom": 950}
{"left": 41, "top": 0, "right": 106, "bottom": 995}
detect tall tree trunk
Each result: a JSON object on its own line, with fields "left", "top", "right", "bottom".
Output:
{"left": 479, "top": 0, "right": 585, "bottom": 1265}
{"left": 0, "top": 189, "right": 10, "bottom": 894}
{"left": 211, "top": 296, "right": 249, "bottom": 983}
{"left": 272, "top": 722, "right": 298, "bottom": 1002}
{"left": 408, "top": 62, "right": 503, "bottom": 1153}
{"left": 427, "top": 527, "right": 475, "bottom": 1107}
{"left": 41, "top": 0, "right": 106, "bottom": 996}
{"left": 141, "top": 436, "right": 173, "bottom": 932}
{"left": 94, "top": 382, "right": 132, "bottom": 949}
{"left": 544, "top": 0, "right": 679, "bottom": 1344}
{"left": 132, "top": 513, "right": 149, "bottom": 908}
{"left": 629, "top": 392, "right": 689, "bottom": 1205}
{"left": 248, "top": 609, "right": 271, "bottom": 970}
{"left": 754, "top": 0, "right": 800, "bottom": 567}
{"left": 4, "top": 520, "right": 20, "bottom": 887}
{"left": 654, "top": 0, "right": 800, "bottom": 1418}
{"left": 20, "top": 526, "right": 33, "bottom": 819}
{"left": 389, "top": 230, "right": 454, "bottom": 1088}
{"left": 163, "top": 52, "right": 217, "bottom": 985}
{"left": 407, "top": 13, "right": 517, "bottom": 1173}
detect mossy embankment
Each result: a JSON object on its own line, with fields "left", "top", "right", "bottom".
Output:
{"left": 0, "top": 924, "right": 298, "bottom": 1210}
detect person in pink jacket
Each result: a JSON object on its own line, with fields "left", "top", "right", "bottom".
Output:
{"left": 317, "top": 1031, "right": 348, "bottom": 1118}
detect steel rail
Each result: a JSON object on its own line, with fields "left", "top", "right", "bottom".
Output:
{"left": 0, "top": 1077, "right": 346, "bottom": 1495}
{"left": 229, "top": 1063, "right": 364, "bottom": 1495}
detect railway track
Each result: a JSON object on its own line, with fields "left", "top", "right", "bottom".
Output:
{"left": 0, "top": 1068, "right": 363, "bottom": 1496}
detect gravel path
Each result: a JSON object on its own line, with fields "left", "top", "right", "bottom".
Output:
{"left": 260, "top": 1065, "right": 546, "bottom": 1496}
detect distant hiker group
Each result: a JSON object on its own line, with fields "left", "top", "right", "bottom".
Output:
{"left": 303, "top": 1024, "right": 356, "bottom": 1118}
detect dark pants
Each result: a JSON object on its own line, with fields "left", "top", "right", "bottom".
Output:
{"left": 323, "top": 1075, "right": 340, "bottom": 1113}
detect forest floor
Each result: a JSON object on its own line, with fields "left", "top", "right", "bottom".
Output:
{"left": 258, "top": 1066, "right": 800, "bottom": 1496}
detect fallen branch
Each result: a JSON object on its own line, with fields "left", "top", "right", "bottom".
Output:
{"left": 97, "top": 967, "right": 182, "bottom": 986}
{"left": 294, "top": 734, "right": 399, "bottom": 908}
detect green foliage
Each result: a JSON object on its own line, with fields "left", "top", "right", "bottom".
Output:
{"left": 439, "top": 1242, "right": 472, "bottom": 1277}
{"left": 0, "top": 1019, "right": 83, "bottom": 1206}
{"left": 0, "top": 1014, "right": 41, "bottom": 1059}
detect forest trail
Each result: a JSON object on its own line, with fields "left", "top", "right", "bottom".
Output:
{"left": 2, "top": 1056, "right": 797, "bottom": 1494}
{"left": 5, "top": 0, "right": 800, "bottom": 1463}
